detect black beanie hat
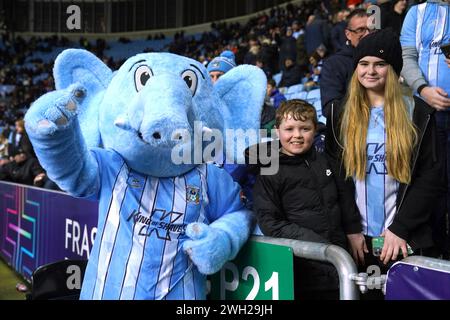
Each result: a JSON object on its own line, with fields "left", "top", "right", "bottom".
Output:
{"left": 353, "top": 28, "right": 403, "bottom": 76}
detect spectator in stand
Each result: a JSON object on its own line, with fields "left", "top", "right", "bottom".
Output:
{"left": 295, "top": 29, "right": 310, "bottom": 74}
{"left": 0, "top": 148, "right": 46, "bottom": 187}
{"left": 243, "top": 35, "right": 260, "bottom": 65}
{"left": 381, "top": 0, "right": 408, "bottom": 36}
{"left": 5, "top": 119, "right": 35, "bottom": 160}
{"left": 258, "top": 37, "right": 280, "bottom": 77}
{"left": 0, "top": 131, "right": 8, "bottom": 159}
{"left": 304, "top": 13, "right": 331, "bottom": 56}
{"left": 320, "top": 9, "right": 370, "bottom": 119}
{"left": 291, "top": 20, "right": 303, "bottom": 39}
{"left": 206, "top": 50, "right": 237, "bottom": 84}
{"left": 261, "top": 78, "right": 287, "bottom": 136}
{"left": 266, "top": 79, "right": 287, "bottom": 110}
{"left": 330, "top": 9, "right": 350, "bottom": 53}
{"left": 278, "top": 57, "right": 304, "bottom": 88}
{"left": 256, "top": 54, "right": 273, "bottom": 79}
{"left": 279, "top": 26, "right": 298, "bottom": 72}
{"left": 400, "top": 0, "right": 450, "bottom": 258}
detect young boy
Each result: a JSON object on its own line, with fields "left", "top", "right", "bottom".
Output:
{"left": 251, "top": 99, "right": 347, "bottom": 299}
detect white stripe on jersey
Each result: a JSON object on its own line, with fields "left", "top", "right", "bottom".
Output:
{"left": 428, "top": 6, "right": 448, "bottom": 85}
{"left": 355, "top": 169, "right": 399, "bottom": 237}
{"left": 92, "top": 164, "right": 129, "bottom": 299}
{"left": 183, "top": 261, "right": 196, "bottom": 300}
{"left": 355, "top": 179, "right": 368, "bottom": 235}
{"left": 155, "top": 176, "right": 187, "bottom": 299}
{"left": 119, "top": 177, "right": 159, "bottom": 300}
{"left": 416, "top": 3, "right": 427, "bottom": 60}
{"left": 195, "top": 164, "right": 208, "bottom": 223}
{"left": 183, "top": 168, "right": 207, "bottom": 299}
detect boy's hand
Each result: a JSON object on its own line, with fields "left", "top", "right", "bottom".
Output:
{"left": 346, "top": 233, "right": 368, "bottom": 265}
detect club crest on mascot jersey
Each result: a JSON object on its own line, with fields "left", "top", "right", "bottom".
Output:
{"left": 25, "top": 49, "right": 266, "bottom": 300}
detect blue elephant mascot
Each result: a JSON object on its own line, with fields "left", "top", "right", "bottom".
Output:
{"left": 24, "top": 49, "right": 266, "bottom": 300}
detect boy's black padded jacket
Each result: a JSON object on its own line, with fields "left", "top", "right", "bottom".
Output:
{"left": 248, "top": 142, "right": 347, "bottom": 248}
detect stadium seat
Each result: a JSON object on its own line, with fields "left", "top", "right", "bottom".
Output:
{"left": 288, "top": 91, "right": 307, "bottom": 100}
{"left": 272, "top": 72, "right": 282, "bottom": 86}
{"left": 305, "top": 89, "right": 326, "bottom": 124}
{"left": 28, "top": 259, "right": 87, "bottom": 300}
{"left": 286, "top": 83, "right": 304, "bottom": 94}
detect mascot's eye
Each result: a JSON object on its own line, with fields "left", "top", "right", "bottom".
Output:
{"left": 134, "top": 65, "right": 153, "bottom": 92}
{"left": 181, "top": 70, "right": 198, "bottom": 96}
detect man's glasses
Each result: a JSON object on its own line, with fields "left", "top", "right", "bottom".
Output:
{"left": 346, "top": 27, "right": 371, "bottom": 35}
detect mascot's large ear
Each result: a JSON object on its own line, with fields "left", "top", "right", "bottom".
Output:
{"left": 214, "top": 65, "right": 267, "bottom": 163}
{"left": 214, "top": 65, "right": 266, "bottom": 131}
{"left": 53, "top": 49, "right": 113, "bottom": 147}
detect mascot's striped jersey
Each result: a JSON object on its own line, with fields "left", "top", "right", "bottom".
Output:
{"left": 80, "top": 149, "right": 244, "bottom": 300}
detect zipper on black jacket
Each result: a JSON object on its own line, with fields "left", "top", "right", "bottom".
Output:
{"left": 397, "top": 114, "right": 431, "bottom": 214}
{"left": 305, "top": 158, "right": 333, "bottom": 240}
{"left": 305, "top": 159, "right": 325, "bottom": 207}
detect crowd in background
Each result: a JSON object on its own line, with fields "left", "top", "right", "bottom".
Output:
{"left": 0, "top": 0, "right": 429, "bottom": 189}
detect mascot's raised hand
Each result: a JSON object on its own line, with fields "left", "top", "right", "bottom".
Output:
{"left": 25, "top": 49, "right": 266, "bottom": 300}
{"left": 25, "top": 83, "right": 100, "bottom": 197}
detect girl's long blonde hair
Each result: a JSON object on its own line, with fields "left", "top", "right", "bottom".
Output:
{"left": 340, "top": 66, "right": 417, "bottom": 184}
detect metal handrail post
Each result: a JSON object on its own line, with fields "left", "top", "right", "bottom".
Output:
{"left": 251, "top": 236, "right": 359, "bottom": 300}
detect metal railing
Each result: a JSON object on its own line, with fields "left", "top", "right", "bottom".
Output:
{"left": 397, "top": 256, "right": 450, "bottom": 273}
{"left": 251, "top": 236, "right": 360, "bottom": 300}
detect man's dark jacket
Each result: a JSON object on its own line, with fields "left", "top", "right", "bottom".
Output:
{"left": 320, "top": 44, "right": 354, "bottom": 119}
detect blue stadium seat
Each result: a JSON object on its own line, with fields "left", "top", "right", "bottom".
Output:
{"left": 286, "top": 83, "right": 304, "bottom": 94}
{"left": 105, "top": 38, "right": 172, "bottom": 60}
{"left": 305, "top": 89, "right": 326, "bottom": 124}
{"left": 288, "top": 91, "right": 307, "bottom": 101}
{"left": 272, "top": 72, "right": 282, "bottom": 86}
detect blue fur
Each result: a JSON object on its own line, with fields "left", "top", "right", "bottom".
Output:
{"left": 24, "top": 49, "right": 266, "bottom": 299}
{"left": 53, "top": 49, "right": 113, "bottom": 147}
{"left": 183, "top": 210, "right": 253, "bottom": 275}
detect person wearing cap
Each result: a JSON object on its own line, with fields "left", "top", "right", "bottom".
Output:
{"left": 206, "top": 50, "right": 236, "bottom": 84}
{"left": 325, "top": 29, "right": 446, "bottom": 271}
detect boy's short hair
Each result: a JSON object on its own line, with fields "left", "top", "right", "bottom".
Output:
{"left": 267, "top": 78, "right": 276, "bottom": 87}
{"left": 275, "top": 99, "right": 318, "bottom": 128}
